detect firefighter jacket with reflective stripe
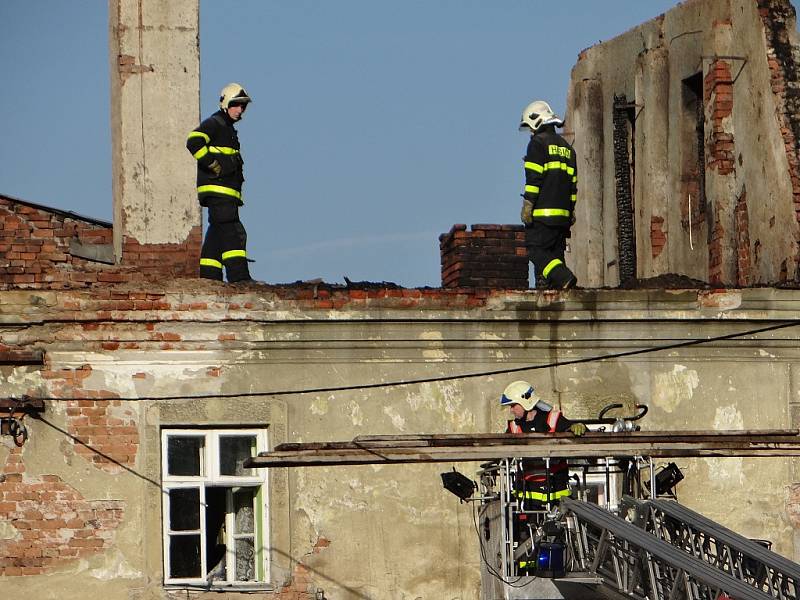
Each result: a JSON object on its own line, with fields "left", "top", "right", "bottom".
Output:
{"left": 187, "top": 110, "right": 245, "bottom": 206}
{"left": 506, "top": 408, "right": 572, "bottom": 435}
{"left": 522, "top": 127, "right": 577, "bottom": 228}
{"left": 507, "top": 408, "right": 573, "bottom": 496}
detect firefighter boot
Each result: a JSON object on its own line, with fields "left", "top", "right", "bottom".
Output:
{"left": 548, "top": 263, "right": 577, "bottom": 290}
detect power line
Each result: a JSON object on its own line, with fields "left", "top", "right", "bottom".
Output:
{"left": 17, "top": 320, "right": 799, "bottom": 403}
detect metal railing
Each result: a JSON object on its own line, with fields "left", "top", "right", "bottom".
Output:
{"left": 563, "top": 498, "right": 774, "bottom": 600}
{"left": 635, "top": 498, "right": 800, "bottom": 600}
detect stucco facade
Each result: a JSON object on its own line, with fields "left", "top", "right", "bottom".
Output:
{"left": 2, "top": 284, "right": 800, "bottom": 599}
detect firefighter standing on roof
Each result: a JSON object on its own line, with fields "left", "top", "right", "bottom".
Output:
{"left": 518, "top": 100, "right": 578, "bottom": 290}
{"left": 187, "top": 83, "right": 253, "bottom": 283}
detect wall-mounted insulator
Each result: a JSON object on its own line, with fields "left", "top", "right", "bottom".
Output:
{"left": 0, "top": 396, "right": 44, "bottom": 447}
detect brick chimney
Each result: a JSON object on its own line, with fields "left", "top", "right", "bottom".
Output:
{"left": 108, "top": 0, "right": 201, "bottom": 276}
{"left": 439, "top": 224, "right": 529, "bottom": 289}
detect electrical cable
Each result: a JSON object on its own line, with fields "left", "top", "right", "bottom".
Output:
{"left": 12, "top": 320, "right": 799, "bottom": 403}
{"left": 471, "top": 499, "right": 530, "bottom": 587}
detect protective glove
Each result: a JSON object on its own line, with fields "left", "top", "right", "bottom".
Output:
{"left": 569, "top": 422, "right": 587, "bottom": 437}
{"left": 520, "top": 199, "right": 534, "bottom": 225}
{"left": 208, "top": 159, "right": 223, "bottom": 177}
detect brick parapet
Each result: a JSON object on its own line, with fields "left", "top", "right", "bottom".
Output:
{"left": 439, "top": 224, "right": 528, "bottom": 289}
{"left": 0, "top": 195, "right": 199, "bottom": 290}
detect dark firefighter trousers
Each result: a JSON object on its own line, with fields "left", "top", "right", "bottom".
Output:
{"left": 525, "top": 222, "right": 575, "bottom": 289}
{"left": 199, "top": 198, "right": 251, "bottom": 282}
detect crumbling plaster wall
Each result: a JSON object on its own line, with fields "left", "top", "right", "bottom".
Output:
{"left": 109, "top": 0, "right": 201, "bottom": 265}
{"left": 2, "top": 285, "right": 800, "bottom": 598}
{"left": 567, "top": 0, "right": 799, "bottom": 287}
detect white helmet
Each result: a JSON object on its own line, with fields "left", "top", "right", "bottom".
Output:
{"left": 500, "top": 380, "right": 541, "bottom": 412}
{"left": 219, "top": 83, "right": 252, "bottom": 111}
{"left": 519, "top": 100, "right": 563, "bottom": 133}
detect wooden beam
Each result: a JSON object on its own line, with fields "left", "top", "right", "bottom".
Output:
{"left": 247, "top": 431, "right": 800, "bottom": 468}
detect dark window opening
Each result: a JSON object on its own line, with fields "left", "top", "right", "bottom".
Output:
{"left": 681, "top": 72, "right": 709, "bottom": 243}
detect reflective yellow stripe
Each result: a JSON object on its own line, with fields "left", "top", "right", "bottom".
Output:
{"left": 197, "top": 185, "right": 242, "bottom": 200}
{"left": 200, "top": 258, "right": 222, "bottom": 269}
{"left": 542, "top": 259, "right": 563, "bottom": 278}
{"left": 525, "top": 185, "right": 540, "bottom": 194}
{"left": 222, "top": 249, "right": 247, "bottom": 261}
{"left": 193, "top": 146, "right": 209, "bottom": 160}
{"left": 570, "top": 194, "right": 577, "bottom": 202}
{"left": 572, "top": 176, "right": 577, "bottom": 184}
{"left": 524, "top": 161, "right": 544, "bottom": 173}
{"left": 188, "top": 131, "right": 210, "bottom": 143}
{"left": 544, "top": 160, "right": 563, "bottom": 171}
{"left": 541, "top": 160, "right": 575, "bottom": 176}
{"left": 209, "top": 146, "right": 239, "bottom": 155}
{"left": 532, "top": 208, "right": 570, "bottom": 218}
{"left": 514, "top": 488, "right": 571, "bottom": 501}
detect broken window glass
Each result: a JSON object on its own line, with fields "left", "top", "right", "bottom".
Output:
{"left": 167, "top": 435, "right": 204, "bottom": 476}
{"left": 162, "top": 429, "right": 267, "bottom": 585}
{"left": 219, "top": 435, "right": 256, "bottom": 476}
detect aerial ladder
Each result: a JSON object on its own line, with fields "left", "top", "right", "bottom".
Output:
{"left": 475, "top": 454, "right": 800, "bottom": 600}
{"left": 247, "top": 404, "right": 800, "bottom": 600}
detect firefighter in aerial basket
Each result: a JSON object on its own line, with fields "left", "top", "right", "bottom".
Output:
{"left": 501, "top": 380, "right": 587, "bottom": 575}
{"left": 501, "top": 380, "right": 586, "bottom": 507}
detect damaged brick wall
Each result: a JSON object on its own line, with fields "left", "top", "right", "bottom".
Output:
{"left": 0, "top": 362, "right": 133, "bottom": 576}
{"left": 0, "top": 447, "right": 124, "bottom": 576}
{"left": 705, "top": 57, "right": 738, "bottom": 285}
{"left": 735, "top": 187, "right": 753, "bottom": 286}
{"left": 0, "top": 197, "right": 112, "bottom": 288}
{"left": 0, "top": 283, "right": 512, "bottom": 595}
{"left": 439, "top": 224, "right": 528, "bottom": 289}
{"left": 758, "top": 0, "right": 800, "bottom": 278}
{"left": 0, "top": 195, "right": 201, "bottom": 290}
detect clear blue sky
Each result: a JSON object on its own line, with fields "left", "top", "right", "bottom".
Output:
{"left": 3, "top": 1, "right": 786, "bottom": 286}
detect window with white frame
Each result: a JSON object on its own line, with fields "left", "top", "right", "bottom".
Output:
{"left": 161, "top": 428, "right": 269, "bottom": 587}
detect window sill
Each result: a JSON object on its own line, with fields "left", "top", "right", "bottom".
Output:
{"left": 165, "top": 583, "right": 275, "bottom": 593}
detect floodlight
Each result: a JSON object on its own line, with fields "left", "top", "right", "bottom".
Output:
{"left": 655, "top": 462, "right": 684, "bottom": 496}
{"left": 441, "top": 468, "right": 476, "bottom": 502}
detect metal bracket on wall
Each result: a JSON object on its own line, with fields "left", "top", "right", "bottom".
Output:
{"left": 0, "top": 396, "right": 44, "bottom": 447}
{"left": 697, "top": 55, "right": 749, "bottom": 85}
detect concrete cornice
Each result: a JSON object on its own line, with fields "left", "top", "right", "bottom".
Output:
{"left": 2, "top": 286, "right": 800, "bottom": 325}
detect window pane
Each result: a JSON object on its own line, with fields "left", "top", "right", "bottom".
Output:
{"left": 219, "top": 435, "right": 256, "bottom": 476}
{"left": 169, "top": 534, "right": 201, "bottom": 578}
{"left": 169, "top": 488, "right": 200, "bottom": 531}
{"left": 235, "top": 537, "right": 255, "bottom": 581}
{"left": 167, "top": 435, "right": 204, "bottom": 476}
{"left": 233, "top": 488, "right": 255, "bottom": 534}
